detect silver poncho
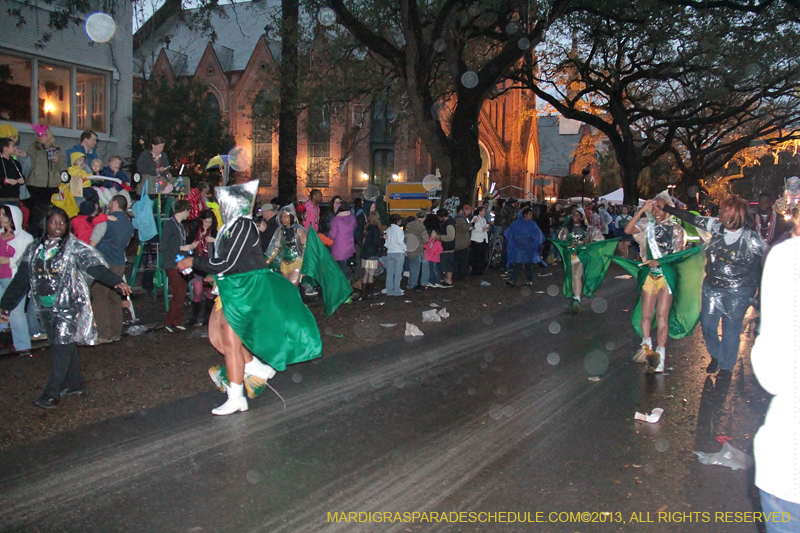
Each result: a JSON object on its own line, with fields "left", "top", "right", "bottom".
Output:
{"left": 24, "top": 235, "right": 109, "bottom": 345}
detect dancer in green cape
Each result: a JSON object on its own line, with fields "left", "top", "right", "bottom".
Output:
{"left": 615, "top": 192, "right": 703, "bottom": 372}
{"left": 551, "top": 207, "right": 619, "bottom": 313}
{"left": 178, "top": 181, "right": 322, "bottom": 415}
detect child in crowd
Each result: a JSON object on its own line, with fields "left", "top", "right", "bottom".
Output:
{"left": 102, "top": 155, "right": 132, "bottom": 192}
{"left": 70, "top": 200, "right": 112, "bottom": 244}
{"left": 67, "top": 153, "right": 92, "bottom": 198}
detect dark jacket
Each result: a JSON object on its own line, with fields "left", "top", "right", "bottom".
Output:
{"left": 193, "top": 218, "right": 264, "bottom": 276}
{"left": 95, "top": 213, "right": 135, "bottom": 266}
{"left": 0, "top": 157, "right": 23, "bottom": 199}
{"left": 160, "top": 217, "right": 186, "bottom": 269}
{"left": 361, "top": 224, "right": 383, "bottom": 259}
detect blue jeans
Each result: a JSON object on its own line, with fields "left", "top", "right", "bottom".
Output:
{"left": 424, "top": 261, "right": 441, "bottom": 285}
{"left": 760, "top": 490, "right": 800, "bottom": 533}
{"left": 700, "top": 285, "right": 757, "bottom": 371}
{"left": 382, "top": 253, "right": 405, "bottom": 296}
{"left": 407, "top": 255, "right": 423, "bottom": 289}
{"left": 0, "top": 277, "right": 31, "bottom": 351}
{"left": 27, "top": 296, "right": 43, "bottom": 336}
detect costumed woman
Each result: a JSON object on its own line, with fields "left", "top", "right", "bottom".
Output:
{"left": 177, "top": 181, "right": 322, "bottom": 415}
{"left": 662, "top": 196, "right": 767, "bottom": 379}
{"left": 617, "top": 192, "right": 703, "bottom": 373}
{"left": 0, "top": 207, "right": 131, "bottom": 409}
{"left": 552, "top": 207, "right": 618, "bottom": 312}
{"left": 503, "top": 207, "right": 547, "bottom": 286}
{"left": 266, "top": 204, "right": 307, "bottom": 286}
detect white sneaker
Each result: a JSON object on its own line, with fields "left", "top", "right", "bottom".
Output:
{"left": 403, "top": 271, "right": 410, "bottom": 278}
{"left": 30, "top": 332, "right": 47, "bottom": 341}
{"left": 380, "top": 288, "right": 387, "bottom": 294}
{"left": 212, "top": 382, "right": 248, "bottom": 415}
{"left": 432, "top": 283, "right": 442, "bottom": 288}
{"left": 244, "top": 358, "right": 276, "bottom": 381}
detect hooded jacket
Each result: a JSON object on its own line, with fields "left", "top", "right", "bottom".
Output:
{"left": 2, "top": 205, "right": 33, "bottom": 276}
{"left": 26, "top": 141, "right": 63, "bottom": 188}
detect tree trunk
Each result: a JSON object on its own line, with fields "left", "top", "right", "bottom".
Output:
{"left": 278, "top": 0, "right": 299, "bottom": 206}
{"left": 446, "top": 99, "right": 483, "bottom": 203}
{"left": 618, "top": 155, "right": 642, "bottom": 205}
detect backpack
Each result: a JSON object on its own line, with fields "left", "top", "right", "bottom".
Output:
{"left": 131, "top": 181, "right": 158, "bottom": 242}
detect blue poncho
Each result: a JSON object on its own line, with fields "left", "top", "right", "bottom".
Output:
{"left": 504, "top": 218, "right": 546, "bottom": 266}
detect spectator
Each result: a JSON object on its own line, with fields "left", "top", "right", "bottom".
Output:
{"left": 102, "top": 155, "right": 131, "bottom": 191}
{"left": 423, "top": 213, "right": 443, "bottom": 288}
{"left": 0, "top": 204, "right": 33, "bottom": 356}
{"left": 25, "top": 125, "right": 61, "bottom": 233}
{"left": 754, "top": 192, "right": 788, "bottom": 246}
{"left": 303, "top": 189, "right": 323, "bottom": 232}
{"left": 135, "top": 136, "right": 170, "bottom": 180}
{"left": 359, "top": 211, "right": 382, "bottom": 299}
{"left": 615, "top": 205, "right": 633, "bottom": 258}
{"left": 186, "top": 209, "right": 217, "bottom": 327}
{"left": 71, "top": 200, "right": 109, "bottom": 244}
{"left": 751, "top": 235, "right": 800, "bottom": 531}
{"left": 382, "top": 213, "right": 406, "bottom": 296}
{"left": 0, "top": 137, "right": 25, "bottom": 205}
{"left": 504, "top": 207, "right": 547, "bottom": 286}
{"left": 91, "top": 195, "right": 134, "bottom": 343}
{"left": 160, "top": 199, "right": 197, "bottom": 332}
{"left": 469, "top": 205, "right": 490, "bottom": 275}
{"left": 405, "top": 210, "right": 429, "bottom": 291}
{"left": 65, "top": 130, "right": 98, "bottom": 167}
{"left": 328, "top": 200, "right": 356, "bottom": 278}
{"left": 187, "top": 181, "right": 210, "bottom": 221}
{"left": 0, "top": 207, "right": 131, "bottom": 409}
{"left": 257, "top": 203, "right": 279, "bottom": 254}
{"left": 598, "top": 203, "right": 613, "bottom": 238}
{"left": 436, "top": 209, "right": 456, "bottom": 287}
{"left": 453, "top": 204, "right": 472, "bottom": 280}
{"left": 320, "top": 195, "right": 342, "bottom": 235}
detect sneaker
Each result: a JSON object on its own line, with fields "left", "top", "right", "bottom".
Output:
{"left": 164, "top": 325, "right": 175, "bottom": 333}
{"left": 59, "top": 387, "right": 85, "bottom": 398}
{"left": 567, "top": 299, "right": 582, "bottom": 314}
{"left": 431, "top": 283, "right": 442, "bottom": 288}
{"left": 506, "top": 280, "right": 515, "bottom": 287}
{"left": 30, "top": 333, "right": 47, "bottom": 341}
{"left": 440, "top": 283, "right": 453, "bottom": 288}
{"left": 706, "top": 357, "right": 719, "bottom": 374}
{"left": 164, "top": 325, "right": 185, "bottom": 333}
{"left": 380, "top": 288, "right": 388, "bottom": 294}
{"left": 33, "top": 396, "right": 58, "bottom": 410}
{"left": 303, "top": 288, "right": 318, "bottom": 297}
{"left": 18, "top": 350, "right": 32, "bottom": 357}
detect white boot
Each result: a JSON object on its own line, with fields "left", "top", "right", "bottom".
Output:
{"left": 654, "top": 346, "right": 665, "bottom": 373}
{"left": 244, "top": 358, "right": 276, "bottom": 381}
{"left": 212, "top": 382, "right": 248, "bottom": 416}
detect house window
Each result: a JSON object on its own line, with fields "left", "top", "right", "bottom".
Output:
{"left": 0, "top": 54, "right": 32, "bottom": 122}
{"left": 38, "top": 63, "right": 70, "bottom": 129}
{"left": 251, "top": 90, "right": 272, "bottom": 187}
{"left": 0, "top": 52, "right": 108, "bottom": 132}
{"left": 76, "top": 71, "right": 105, "bottom": 132}
{"left": 307, "top": 104, "right": 330, "bottom": 188}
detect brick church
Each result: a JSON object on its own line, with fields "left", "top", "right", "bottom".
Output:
{"left": 134, "top": 0, "right": 592, "bottom": 202}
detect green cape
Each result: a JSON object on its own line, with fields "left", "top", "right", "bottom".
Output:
{"left": 216, "top": 268, "right": 322, "bottom": 371}
{"left": 550, "top": 238, "right": 620, "bottom": 298}
{"left": 301, "top": 227, "right": 353, "bottom": 317}
{"left": 610, "top": 246, "right": 705, "bottom": 339}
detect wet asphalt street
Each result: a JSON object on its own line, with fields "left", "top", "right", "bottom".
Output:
{"left": 0, "top": 274, "right": 771, "bottom": 533}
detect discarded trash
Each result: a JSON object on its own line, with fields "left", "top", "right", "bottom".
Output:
{"left": 437, "top": 307, "right": 449, "bottom": 319}
{"left": 329, "top": 334, "right": 344, "bottom": 338}
{"left": 480, "top": 281, "right": 491, "bottom": 286}
{"left": 535, "top": 291, "right": 545, "bottom": 294}
{"left": 443, "top": 299, "right": 451, "bottom": 302}
{"left": 694, "top": 442, "right": 753, "bottom": 470}
{"left": 538, "top": 272, "right": 553, "bottom": 277}
{"left": 634, "top": 408, "right": 664, "bottom": 423}
{"left": 405, "top": 323, "right": 424, "bottom": 337}
{"left": 404, "top": 300, "right": 412, "bottom": 303}
{"left": 422, "top": 309, "right": 442, "bottom": 322}
{"left": 588, "top": 376, "right": 601, "bottom": 382}
{"left": 126, "top": 325, "right": 148, "bottom": 336}
{"left": 716, "top": 435, "right": 733, "bottom": 445}
{"left": 430, "top": 303, "right": 440, "bottom": 307}
{"left": 370, "top": 302, "right": 385, "bottom": 307}
{"left": 615, "top": 274, "right": 633, "bottom": 279}
{"left": 380, "top": 323, "right": 396, "bottom": 328}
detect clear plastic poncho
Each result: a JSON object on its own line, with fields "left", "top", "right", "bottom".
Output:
{"left": 701, "top": 219, "right": 766, "bottom": 289}
{"left": 214, "top": 179, "right": 258, "bottom": 259}
{"left": 24, "top": 235, "right": 109, "bottom": 345}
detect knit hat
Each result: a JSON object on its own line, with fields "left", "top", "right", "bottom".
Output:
{"left": 78, "top": 200, "right": 95, "bottom": 216}
{"left": 70, "top": 151, "right": 86, "bottom": 166}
